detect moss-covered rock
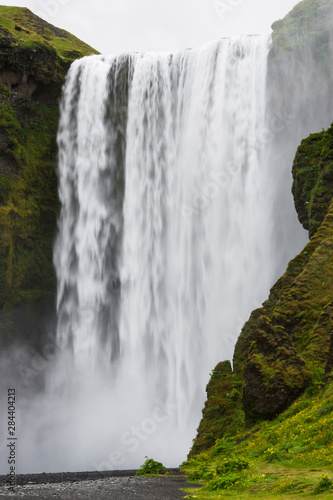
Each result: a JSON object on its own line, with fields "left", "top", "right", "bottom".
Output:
{"left": 292, "top": 124, "right": 333, "bottom": 237}
{"left": 270, "top": 0, "right": 333, "bottom": 61}
{"left": 237, "top": 197, "right": 333, "bottom": 418}
{"left": 0, "top": 7, "right": 98, "bottom": 346}
{"left": 189, "top": 361, "right": 244, "bottom": 457}
{"left": 243, "top": 318, "right": 312, "bottom": 422}
{"left": 191, "top": 133, "right": 332, "bottom": 459}
{"left": 191, "top": 147, "right": 333, "bottom": 455}
{"left": 189, "top": 0, "right": 333, "bottom": 458}
{"left": 267, "top": 0, "right": 333, "bottom": 137}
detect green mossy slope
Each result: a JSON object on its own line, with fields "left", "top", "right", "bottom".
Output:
{"left": 190, "top": 125, "right": 333, "bottom": 462}
{"left": 182, "top": 380, "right": 333, "bottom": 498}
{"left": 0, "top": 7, "right": 98, "bottom": 345}
{"left": 190, "top": 361, "right": 245, "bottom": 456}
{"left": 190, "top": 129, "right": 333, "bottom": 456}
{"left": 189, "top": 0, "right": 333, "bottom": 462}
{"left": 184, "top": 131, "right": 333, "bottom": 494}
{"left": 267, "top": 0, "right": 333, "bottom": 138}
{"left": 0, "top": 6, "right": 98, "bottom": 63}
{"left": 271, "top": 0, "right": 333, "bottom": 59}
{"left": 292, "top": 124, "right": 333, "bottom": 237}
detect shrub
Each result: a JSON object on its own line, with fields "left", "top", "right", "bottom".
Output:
{"left": 206, "top": 472, "right": 242, "bottom": 490}
{"left": 277, "top": 478, "right": 311, "bottom": 494}
{"left": 212, "top": 437, "right": 235, "bottom": 455}
{"left": 314, "top": 475, "right": 333, "bottom": 494}
{"left": 136, "top": 457, "right": 166, "bottom": 476}
{"left": 187, "top": 464, "right": 214, "bottom": 481}
{"left": 216, "top": 456, "right": 250, "bottom": 474}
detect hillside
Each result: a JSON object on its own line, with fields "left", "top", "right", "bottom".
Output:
{"left": 0, "top": 6, "right": 98, "bottom": 62}
{"left": 0, "top": 7, "right": 98, "bottom": 346}
{"left": 181, "top": 130, "right": 333, "bottom": 497}
{"left": 182, "top": 0, "right": 333, "bottom": 497}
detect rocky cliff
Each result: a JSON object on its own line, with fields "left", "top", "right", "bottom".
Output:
{"left": 0, "top": 6, "right": 98, "bottom": 347}
{"left": 189, "top": 0, "right": 333, "bottom": 458}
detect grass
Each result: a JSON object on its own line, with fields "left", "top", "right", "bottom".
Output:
{"left": 181, "top": 380, "right": 333, "bottom": 498}
{"left": 0, "top": 6, "right": 99, "bottom": 61}
{"left": 182, "top": 465, "right": 333, "bottom": 499}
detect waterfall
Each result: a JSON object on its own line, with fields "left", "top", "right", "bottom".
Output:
{"left": 10, "top": 34, "right": 313, "bottom": 473}
{"left": 55, "top": 55, "right": 129, "bottom": 374}
{"left": 118, "top": 36, "right": 275, "bottom": 427}
{"left": 49, "top": 34, "right": 300, "bottom": 470}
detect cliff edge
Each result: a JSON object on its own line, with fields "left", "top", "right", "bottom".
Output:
{"left": 0, "top": 6, "right": 98, "bottom": 346}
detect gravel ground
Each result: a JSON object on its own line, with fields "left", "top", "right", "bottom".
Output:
{"left": 0, "top": 470, "right": 198, "bottom": 499}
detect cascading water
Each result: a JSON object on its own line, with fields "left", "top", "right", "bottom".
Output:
{"left": 43, "top": 34, "right": 306, "bottom": 471}
{"left": 54, "top": 55, "right": 128, "bottom": 375}
{"left": 3, "top": 34, "right": 316, "bottom": 473}
{"left": 118, "top": 36, "right": 275, "bottom": 429}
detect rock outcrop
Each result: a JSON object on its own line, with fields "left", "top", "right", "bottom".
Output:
{"left": 292, "top": 125, "right": 333, "bottom": 237}
{"left": 190, "top": 0, "right": 333, "bottom": 456}
{"left": 0, "top": 7, "right": 98, "bottom": 346}
{"left": 191, "top": 126, "right": 333, "bottom": 456}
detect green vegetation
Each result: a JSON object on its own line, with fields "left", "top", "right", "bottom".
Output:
{"left": 267, "top": 0, "right": 333, "bottom": 147}
{"left": 136, "top": 457, "right": 167, "bottom": 476}
{"left": 292, "top": 124, "right": 333, "bottom": 237}
{"left": 186, "top": 115, "right": 333, "bottom": 494}
{"left": 182, "top": 379, "right": 333, "bottom": 498}
{"left": 0, "top": 173, "right": 11, "bottom": 204}
{"left": 0, "top": 7, "right": 98, "bottom": 344}
{"left": 186, "top": 0, "right": 333, "bottom": 481}
{"left": 192, "top": 190, "right": 333, "bottom": 452}
{"left": 0, "top": 6, "right": 98, "bottom": 63}
{"left": 0, "top": 97, "right": 59, "bottom": 309}
{"left": 189, "top": 361, "right": 245, "bottom": 457}
{"left": 271, "top": 0, "right": 333, "bottom": 60}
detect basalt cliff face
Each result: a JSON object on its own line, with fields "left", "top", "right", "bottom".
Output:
{"left": 190, "top": 0, "right": 333, "bottom": 457}
{"left": 0, "top": 6, "right": 98, "bottom": 347}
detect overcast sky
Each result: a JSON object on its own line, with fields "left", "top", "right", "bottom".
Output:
{"left": 1, "top": 0, "right": 301, "bottom": 54}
